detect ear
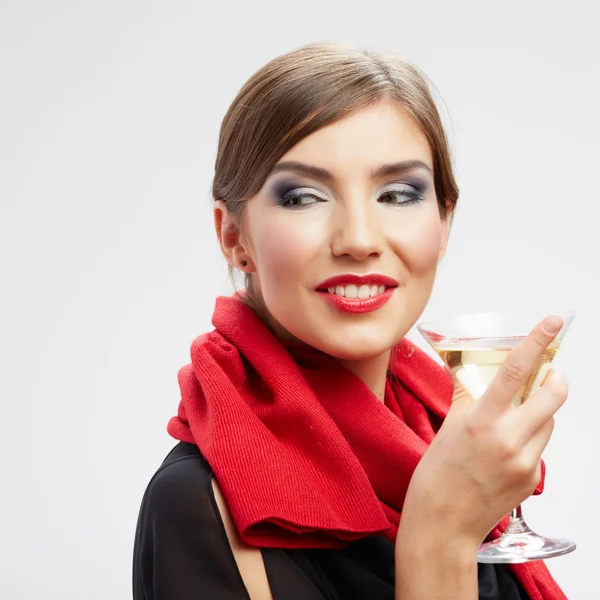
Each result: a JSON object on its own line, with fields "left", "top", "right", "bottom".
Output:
{"left": 213, "top": 200, "right": 255, "bottom": 270}
{"left": 438, "top": 198, "right": 453, "bottom": 262}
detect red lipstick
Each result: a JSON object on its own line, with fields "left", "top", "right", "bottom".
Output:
{"left": 315, "top": 274, "right": 398, "bottom": 314}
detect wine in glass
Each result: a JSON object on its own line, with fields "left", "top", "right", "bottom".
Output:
{"left": 417, "top": 310, "right": 576, "bottom": 563}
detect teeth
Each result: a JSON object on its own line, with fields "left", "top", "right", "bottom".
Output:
{"left": 345, "top": 284, "right": 358, "bottom": 299}
{"left": 358, "top": 284, "right": 370, "bottom": 299}
{"left": 325, "top": 284, "right": 389, "bottom": 298}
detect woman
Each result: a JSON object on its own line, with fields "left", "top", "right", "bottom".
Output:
{"left": 132, "top": 41, "right": 569, "bottom": 599}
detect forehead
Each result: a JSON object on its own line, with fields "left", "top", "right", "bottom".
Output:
{"left": 277, "top": 102, "right": 433, "bottom": 177}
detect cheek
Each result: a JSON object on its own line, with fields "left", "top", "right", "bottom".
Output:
{"left": 389, "top": 214, "right": 444, "bottom": 275}
{"left": 248, "top": 212, "right": 321, "bottom": 289}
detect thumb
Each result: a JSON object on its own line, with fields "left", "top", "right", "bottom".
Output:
{"left": 443, "top": 364, "right": 471, "bottom": 403}
{"left": 442, "top": 364, "right": 475, "bottom": 424}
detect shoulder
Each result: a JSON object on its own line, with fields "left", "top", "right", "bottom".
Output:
{"left": 138, "top": 442, "right": 214, "bottom": 525}
{"left": 147, "top": 441, "right": 211, "bottom": 493}
{"left": 133, "top": 442, "right": 274, "bottom": 600}
{"left": 134, "top": 443, "right": 250, "bottom": 599}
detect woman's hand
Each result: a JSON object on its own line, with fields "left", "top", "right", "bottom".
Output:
{"left": 403, "top": 314, "right": 569, "bottom": 547}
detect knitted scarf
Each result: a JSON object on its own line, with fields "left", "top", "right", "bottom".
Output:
{"left": 168, "top": 294, "right": 566, "bottom": 599}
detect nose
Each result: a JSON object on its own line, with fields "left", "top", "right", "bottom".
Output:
{"left": 330, "top": 197, "right": 383, "bottom": 261}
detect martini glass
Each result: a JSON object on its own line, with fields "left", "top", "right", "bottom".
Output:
{"left": 417, "top": 310, "right": 576, "bottom": 564}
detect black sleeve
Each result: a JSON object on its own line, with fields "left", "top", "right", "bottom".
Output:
{"left": 132, "top": 446, "right": 251, "bottom": 600}
{"left": 132, "top": 444, "right": 529, "bottom": 600}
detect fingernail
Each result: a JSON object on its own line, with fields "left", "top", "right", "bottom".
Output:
{"left": 542, "top": 315, "right": 563, "bottom": 335}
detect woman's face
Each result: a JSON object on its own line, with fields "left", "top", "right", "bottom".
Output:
{"left": 230, "top": 101, "right": 450, "bottom": 360}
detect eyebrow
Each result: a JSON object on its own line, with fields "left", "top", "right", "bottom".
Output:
{"left": 268, "top": 159, "right": 433, "bottom": 182}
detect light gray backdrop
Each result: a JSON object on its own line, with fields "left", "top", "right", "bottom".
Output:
{"left": 1, "top": 0, "right": 598, "bottom": 598}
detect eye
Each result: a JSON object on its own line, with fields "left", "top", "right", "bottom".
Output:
{"left": 378, "top": 185, "right": 424, "bottom": 206}
{"left": 278, "top": 188, "right": 327, "bottom": 209}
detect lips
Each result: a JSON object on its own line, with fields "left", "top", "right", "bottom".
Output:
{"left": 315, "top": 273, "right": 399, "bottom": 315}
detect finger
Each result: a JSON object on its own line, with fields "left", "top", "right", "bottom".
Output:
{"left": 444, "top": 363, "right": 468, "bottom": 402}
{"left": 514, "top": 368, "right": 568, "bottom": 441}
{"left": 443, "top": 363, "right": 457, "bottom": 386}
{"left": 480, "top": 315, "right": 563, "bottom": 415}
{"left": 442, "top": 364, "right": 475, "bottom": 426}
{"left": 444, "top": 364, "right": 471, "bottom": 402}
{"left": 528, "top": 417, "right": 555, "bottom": 458}
{"left": 520, "top": 418, "right": 555, "bottom": 491}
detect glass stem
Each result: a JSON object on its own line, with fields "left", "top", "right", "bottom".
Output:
{"left": 506, "top": 504, "right": 533, "bottom": 535}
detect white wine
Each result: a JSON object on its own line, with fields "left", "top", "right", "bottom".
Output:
{"left": 417, "top": 313, "right": 577, "bottom": 563}
{"left": 433, "top": 337, "right": 559, "bottom": 405}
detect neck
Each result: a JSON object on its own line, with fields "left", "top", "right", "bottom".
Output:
{"left": 337, "top": 350, "right": 391, "bottom": 402}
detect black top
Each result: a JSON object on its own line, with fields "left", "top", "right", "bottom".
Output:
{"left": 133, "top": 442, "right": 529, "bottom": 599}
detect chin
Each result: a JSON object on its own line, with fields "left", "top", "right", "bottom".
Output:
{"left": 261, "top": 298, "right": 409, "bottom": 360}
{"left": 303, "top": 328, "right": 401, "bottom": 362}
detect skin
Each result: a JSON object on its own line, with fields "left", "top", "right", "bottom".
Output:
{"left": 214, "top": 100, "right": 569, "bottom": 599}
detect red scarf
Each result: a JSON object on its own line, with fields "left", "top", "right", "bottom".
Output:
{"left": 168, "top": 295, "right": 566, "bottom": 600}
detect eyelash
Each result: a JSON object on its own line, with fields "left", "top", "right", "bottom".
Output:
{"left": 278, "top": 187, "right": 424, "bottom": 208}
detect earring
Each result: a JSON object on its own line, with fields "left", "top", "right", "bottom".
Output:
{"left": 240, "top": 260, "right": 247, "bottom": 267}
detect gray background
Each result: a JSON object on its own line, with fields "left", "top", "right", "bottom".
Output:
{"left": 1, "top": 0, "right": 598, "bottom": 598}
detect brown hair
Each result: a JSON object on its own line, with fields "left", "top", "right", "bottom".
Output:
{"left": 211, "top": 41, "right": 459, "bottom": 293}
